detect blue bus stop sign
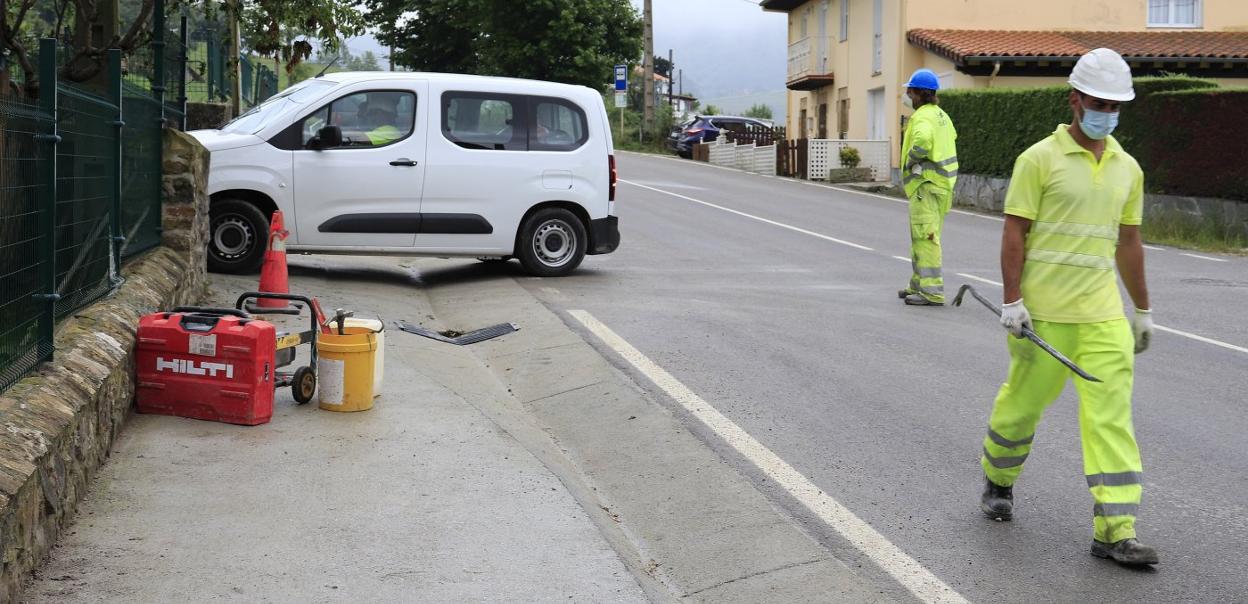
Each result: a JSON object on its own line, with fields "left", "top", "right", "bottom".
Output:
{"left": 614, "top": 65, "right": 628, "bottom": 92}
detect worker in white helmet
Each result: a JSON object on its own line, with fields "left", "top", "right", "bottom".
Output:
{"left": 976, "top": 48, "right": 1158, "bottom": 566}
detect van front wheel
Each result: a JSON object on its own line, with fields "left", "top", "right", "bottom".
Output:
{"left": 516, "top": 208, "right": 587, "bottom": 277}
{"left": 208, "top": 199, "right": 269, "bottom": 274}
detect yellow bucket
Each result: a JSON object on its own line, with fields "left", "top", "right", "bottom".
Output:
{"left": 343, "top": 318, "right": 384, "bottom": 397}
{"left": 317, "top": 326, "right": 379, "bottom": 412}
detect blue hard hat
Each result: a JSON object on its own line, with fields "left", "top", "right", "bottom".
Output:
{"left": 905, "top": 68, "right": 940, "bottom": 91}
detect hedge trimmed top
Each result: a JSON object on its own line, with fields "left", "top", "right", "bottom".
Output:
{"left": 939, "top": 76, "right": 1245, "bottom": 201}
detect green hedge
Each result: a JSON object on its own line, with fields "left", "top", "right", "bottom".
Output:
{"left": 1126, "top": 89, "right": 1248, "bottom": 201}
{"left": 939, "top": 76, "right": 1243, "bottom": 199}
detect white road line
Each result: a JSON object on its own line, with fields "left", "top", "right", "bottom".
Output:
{"left": 951, "top": 209, "right": 1005, "bottom": 222}
{"left": 956, "top": 273, "right": 1003, "bottom": 287}
{"left": 1155, "top": 325, "right": 1248, "bottom": 355}
{"left": 1180, "top": 253, "right": 1228, "bottom": 263}
{"left": 621, "top": 179, "right": 875, "bottom": 251}
{"left": 828, "top": 186, "right": 907, "bottom": 205}
{"left": 892, "top": 255, "right": 911, "bottom": 262}
{"left": 568, "top": 310, "right": 969, "bottom": 604}
{"left": 1143, "top": 245, "right": 1165, "bottom": 251}
{"left": 947, "top": 278, "right": 1248, "bottom": 355}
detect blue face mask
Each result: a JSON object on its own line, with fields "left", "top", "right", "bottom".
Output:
{"left": 1079, "top": 106, "right": 1119, "bottom": 140}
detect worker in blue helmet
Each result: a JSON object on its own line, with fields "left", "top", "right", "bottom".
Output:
{"left": 898, "top": 68, "right": 959, "bottom": 306}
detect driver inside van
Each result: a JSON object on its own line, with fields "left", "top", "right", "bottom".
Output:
{"left": 362, "top": 94, "right": 402, "bottom": 145}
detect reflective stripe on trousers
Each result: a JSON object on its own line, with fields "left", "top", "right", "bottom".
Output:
{"left": 980, "top": 319, "right": 1143, "bottom": 543}
{"left": 907, "top": 184, "right": 951, "bottom": 302}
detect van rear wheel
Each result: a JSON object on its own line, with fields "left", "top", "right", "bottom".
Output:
{"left": 208, "top": 199, "right": 268, "bottom": 274}
{"left": 516, "top": 208, "right": 587, "bottom": 277}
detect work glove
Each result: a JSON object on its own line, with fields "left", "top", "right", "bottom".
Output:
{"left": 1000, "top": 298, "right": 1032, "bottom": 338}
{"left": 1132, "top": 308, "right": 1154, "bottom": 354}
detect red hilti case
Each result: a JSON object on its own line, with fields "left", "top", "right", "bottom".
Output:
{"left": 135, "top": 309, "right": 276, "bottom": 426}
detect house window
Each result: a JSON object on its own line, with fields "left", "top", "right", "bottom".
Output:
{"left": 840, "top": 0, "right": 849, "bottom": 42}
{"left": 1148, "top": 0, "right": 1201, "bottom": 27}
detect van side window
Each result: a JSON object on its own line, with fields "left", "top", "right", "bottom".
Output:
{"left": 529, "top": 98, "right": 588, "bottom": 151}
{"left": 300, "top": 90, "right": 416, "bottom": 149}
{"left": 442, "top": 92, "right": 526, "bottom": 151}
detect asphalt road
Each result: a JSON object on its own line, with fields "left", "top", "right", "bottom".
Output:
{"left": 521, "top": 152, "right": 1248, "bottom": 603}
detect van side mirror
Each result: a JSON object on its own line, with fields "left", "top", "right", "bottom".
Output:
{"left": 311, "top": 125, "right": 343, "bottom": 150}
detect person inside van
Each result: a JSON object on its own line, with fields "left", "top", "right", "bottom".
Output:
{"left": 361, "top": 94, "right": 402, "bottom": 145}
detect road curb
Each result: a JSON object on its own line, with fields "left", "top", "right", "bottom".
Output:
{"left": 419, "top": 264, "right": 892, "bottom": 602}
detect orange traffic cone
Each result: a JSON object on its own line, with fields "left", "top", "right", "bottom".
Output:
{"left": 257, "top": 211, "right": 290, "bottom": 308}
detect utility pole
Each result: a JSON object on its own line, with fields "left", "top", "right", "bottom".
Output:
{"left": 667, "top": 49, "right": 674, "bottom": 117}
{"left": 642, "top": 0, "right": 654, "bottom": 141}
{"left": 228, "top": 0, "right": 242, "bottom": 116}
{"left": 388, "top": 45, "right": 395, "bottom": 71}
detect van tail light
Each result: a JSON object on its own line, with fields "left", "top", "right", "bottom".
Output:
{"left": 683, "top": 128, "right": 704, "bottom": 136}
{"left": 608, "top": 154, "right": 617, "bottom": 202}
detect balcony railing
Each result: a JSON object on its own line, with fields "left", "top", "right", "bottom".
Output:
{"left": 787, "top": 36, "right": 835, "bottom": 89}
{"left": 788, "top": 36, "right": 833, "bottom": 82}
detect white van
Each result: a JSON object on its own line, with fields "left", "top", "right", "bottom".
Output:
{"left": 190, "top": 72, "right": 619, "bottom": 277}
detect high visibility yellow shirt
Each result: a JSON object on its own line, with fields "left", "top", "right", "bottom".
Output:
{"left": 902, "top": 103, "right": 959, "bottom": 197}
{"left": 366, "top": 125, "right": 402, "bottom": 146}
{"left": 1004, "top": 124, "right": 1144, "bottom": 324}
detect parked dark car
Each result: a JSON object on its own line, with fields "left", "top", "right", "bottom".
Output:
{"left": 670, "top": 115, "right": 773, "bottom": 158}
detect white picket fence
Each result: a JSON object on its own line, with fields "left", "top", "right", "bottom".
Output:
{"left": 807, "top": 139, "right": 891, "bottom": 182}
{"left": 705, "top": 136, "right": 778, "bottom": 175}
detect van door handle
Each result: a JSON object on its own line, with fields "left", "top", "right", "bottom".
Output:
{"left": 389, "top": 158, "right": 418, "bottom": 167}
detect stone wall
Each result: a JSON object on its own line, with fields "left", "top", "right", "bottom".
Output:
{"left": 185, "top": 102, "right": 231, "bottom": 131}
{"left": 953, "top": 173, "right": 1248, "bottom": 239}
{"left": 0, "top": 131, "right": 208, "bottom": 602}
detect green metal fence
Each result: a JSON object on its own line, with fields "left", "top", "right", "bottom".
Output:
{"left": 0, "top": 95, "right": 55, "bottom": 390}
{"left": 53, "top": 82, "right": 121, "bottom": 318}
{"left": 0, "top": 27, "right": 183, "bottom": 392}
{"left": 121, "top": 85, "right": 166, "bottom": 257}
{"left": 186, "top": 21, "right": 279, "bottom": 109}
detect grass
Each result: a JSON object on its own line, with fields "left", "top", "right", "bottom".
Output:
{"left": 1140, "top": 211, "right": 1248, "bottom": 254}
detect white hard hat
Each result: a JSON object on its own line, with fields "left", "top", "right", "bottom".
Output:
{"left": 1068, "top": 48, "right": 1135, "bottom": 102}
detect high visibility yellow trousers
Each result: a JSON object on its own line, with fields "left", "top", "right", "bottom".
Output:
{"left": 981, "top": 319, "right": 1143, "bottom": 543}
{"left": 906, "top": 184, "right": 953, "bottom": 303}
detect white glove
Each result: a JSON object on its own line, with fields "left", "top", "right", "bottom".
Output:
{"left": 1000, "top": 298, "right": 1032, "bottom": 338}
{"left": 1132, "top": 308, "right": 1154, "bottom": 354}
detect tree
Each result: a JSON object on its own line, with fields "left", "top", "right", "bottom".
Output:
{"left": 703, "top": 104, "right": 722, "bottom": 116}
{"left": 2, "top": 0, "right": 159, "bottom": 97}
{"left": 653, "top": 55, "right": 671, "bottom": 79}
{"left": 230, "top": 0, "right": 367, "bottom": 74}
{"left": 367, "top": 0, "right": 643, "bottom": 90}
{"left": 347, "top": 50, "right": 380, "bottom": 71}
{"left": 744, "top": 103, "right": 773, "bottom": 120}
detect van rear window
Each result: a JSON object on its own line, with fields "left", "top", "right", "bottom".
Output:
{"left": 442, "top": 92, "right": 526, "bottom": 151}
{"left": 530, "top": 98, "right": 588, "bottom": 152}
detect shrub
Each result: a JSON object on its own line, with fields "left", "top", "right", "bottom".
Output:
{"left": 939, "top": 75, "right": 1243, "bottom": 200}
{"left": 840, "top": 146, "right": 861, "bottom": 168}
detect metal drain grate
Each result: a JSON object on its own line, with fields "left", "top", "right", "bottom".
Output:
{"left": 395, "top": 321, "right": 519, "bottom": 345}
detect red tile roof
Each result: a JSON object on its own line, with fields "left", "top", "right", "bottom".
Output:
{"left": 908, "top": 29, "right": 1248, "bottom": 64}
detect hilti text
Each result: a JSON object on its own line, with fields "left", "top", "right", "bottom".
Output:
{"left": 156, "top": 357, "right": 235, "bottom": 379}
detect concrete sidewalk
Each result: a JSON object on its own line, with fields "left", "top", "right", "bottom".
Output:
{"left": 24, "top": 258, "right": 645, "bottom": 603}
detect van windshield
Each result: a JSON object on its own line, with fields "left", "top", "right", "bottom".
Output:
{"left": 221, "top": 79, "right": 336, "bottom": 135}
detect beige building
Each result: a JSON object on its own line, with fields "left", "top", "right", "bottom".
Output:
{"left": 761, "top": 0, "right": 1248, "bottom": 170}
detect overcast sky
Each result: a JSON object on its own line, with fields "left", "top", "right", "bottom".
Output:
{"left": 628, "top": 0, "right": 788, "bottom": 99}
{"left": 346, "top": 1, "right": 787, "bottom": 101}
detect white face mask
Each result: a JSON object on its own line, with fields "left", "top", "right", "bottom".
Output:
{"left": 902, "top": 94, "right": 914, "bottom": 110}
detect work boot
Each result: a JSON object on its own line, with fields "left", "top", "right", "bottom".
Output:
{"left": 1091, "top": 538, "right": 1160, "bottom": 566}
{"left": 981, "top": 477, "right": 1013, "bottom": 521}
{"left": 898, "top": 289, "right": 912, "bottom": 299}
{"left": 904, "top": 293, "right": 943, "bottom": 306}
